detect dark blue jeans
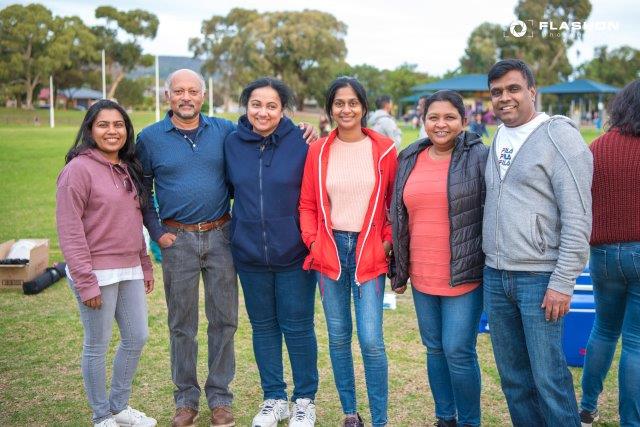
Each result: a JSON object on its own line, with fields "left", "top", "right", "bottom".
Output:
{"left": 318, "top": 230, "right": 388, "bottom": 427}
{"left": 581, "top": 243, "right": 640, "bottom": 426}
{"left": 238, "top": 268, "right": 318, "bottom": 401}
{"left": 483, "top": 266, "right": 580, "bottom": 427}
{"left": 412, "top": 285, "right": 483, "bottom": 426}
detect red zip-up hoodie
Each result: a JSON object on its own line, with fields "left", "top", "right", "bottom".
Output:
{"left": 299, "top": 128, "right": 397, "bottom": 284}
{"left": 56, "top": 149, "right": 153, "bottom": 302}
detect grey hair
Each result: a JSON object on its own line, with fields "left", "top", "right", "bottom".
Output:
{"left": 164, "top": 69, "right": 206, "bottom": 94}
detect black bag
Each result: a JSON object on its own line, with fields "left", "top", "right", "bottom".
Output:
{"left": 22, "top": 263, "right": 66, "bottom": 295}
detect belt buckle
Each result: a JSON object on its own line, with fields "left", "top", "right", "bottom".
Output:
{"left": 197, "top": 222, "right": 205, "bottom": 232}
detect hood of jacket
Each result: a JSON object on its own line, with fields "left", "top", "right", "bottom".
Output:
{"left": 367, "top": 109, "right": 392, "bottom": 127}
{"left": 77, "top": 148, "right": 131, "bottom": 190}
{"left": 236, "top": 114, "right": 298, "bottom": 145}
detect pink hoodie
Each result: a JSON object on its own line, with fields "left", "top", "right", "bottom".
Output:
{"left": 56, "top": 149, "right": 153, "bottom": 302}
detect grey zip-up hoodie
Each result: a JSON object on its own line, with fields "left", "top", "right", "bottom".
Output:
{"left": 483, "top": 115, "right": 593, "bottom": 296}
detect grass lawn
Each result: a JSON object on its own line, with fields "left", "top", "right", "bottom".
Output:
{"left": 0, "top": 110, "right": 617, "bottom": 426}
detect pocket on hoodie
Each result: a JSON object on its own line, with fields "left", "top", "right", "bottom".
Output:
{"left": 266, "top": 216, "right": 307, "bottom": 266}
{"left": 530, "top": 213, "right": 546, "bottom": 254}
{"left": 231, "top": 219, "right": 264, "bottom": 265}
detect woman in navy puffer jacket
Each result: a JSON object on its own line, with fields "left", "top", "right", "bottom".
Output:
{"left": 224, "top": 77, "right": 318, "bottom": 427}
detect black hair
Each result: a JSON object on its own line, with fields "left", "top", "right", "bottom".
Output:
{"left": 65, "top": 99, "right": 146, "bottom": 207}
{"left": 608, "top": 79, "right": 640, "bottom": 136}
{"left": 375, "top": 95, "right": 392, "bottom": 109}
{"left": 487, "top": 59, "right": 536, "bottom": 88}
{"left": 239, "top": 77, "right": 295, "bottom": 112}
{"left": 325, "top": 76, "right": 369, "bottom": 128}
{"left": 422, "top": 90, "right": 466, "bottom": 122}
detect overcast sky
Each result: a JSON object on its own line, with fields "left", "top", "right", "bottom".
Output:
{"left": 3, "top": 0, "right": 638, "bottom": 76}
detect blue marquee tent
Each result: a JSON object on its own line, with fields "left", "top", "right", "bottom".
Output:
{"left": 538, "top": 79, "right": 619, "bottom": 94}
{"left": 411, "top": 74, "right": 488, "bottom": 93}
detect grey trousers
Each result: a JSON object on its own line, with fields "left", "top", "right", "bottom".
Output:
{"left": 160, "top": 221, "right": 238, "bottom": 410}
{"left": 69, "top": 278, "right": 149, "bottom": 424}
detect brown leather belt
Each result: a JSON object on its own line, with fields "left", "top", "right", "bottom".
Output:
{"left": 163, "top": 212, "right": 230, "bottom": 232}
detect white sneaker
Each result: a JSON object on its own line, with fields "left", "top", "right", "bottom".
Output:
{"left": 95, "top": 418, "right": 118, "bottom": 427}
{"left": 252, "top": 399, "right": 290, "bottom": 427}
{"left": 289, "top": 399, "right": 316, "bottom": 426}
{"left": 113, "top": 406, "right": 157, "bottom": 427}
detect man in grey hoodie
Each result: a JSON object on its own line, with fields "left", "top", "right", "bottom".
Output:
{"left": 482, "top": 59, "right": 592, "bottom": 427}
{"left": 368, "top": 95, "right": 402, "bottom": 150}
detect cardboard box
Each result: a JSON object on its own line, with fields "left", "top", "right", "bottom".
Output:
{"left": 0, "top": 239, "right": 50, "bottom": 286}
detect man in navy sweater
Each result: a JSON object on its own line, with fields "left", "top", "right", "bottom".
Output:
{"left": 137, "top": 69, "right": 238, "bottom": 427}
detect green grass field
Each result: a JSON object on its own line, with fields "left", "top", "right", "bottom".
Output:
{"left": 0, "top": 108, "right": 616, "bottom": 426}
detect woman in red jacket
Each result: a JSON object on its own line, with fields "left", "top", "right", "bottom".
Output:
{"left": 299, "top": 76, "right": 397, "bottom": 427}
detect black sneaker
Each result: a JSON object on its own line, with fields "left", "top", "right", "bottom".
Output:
{"left": 434, "top": 418, "right": 457, "bottom": 427}
{"left": 343, "top": 413, "right": 364, "bottom": 427}
{"left": 580, "top": 409, "right": 599, "bottom": 426}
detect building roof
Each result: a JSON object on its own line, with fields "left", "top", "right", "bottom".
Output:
{"left": 39, "top": 87, "right": 103, "bottom": 100}
{"left": 538, "top": 79, "right": 620, "bottom": 94}
{"left": 399, "top": 91, "right": 433, "bottom": 103}
{"left": 411, "top": 74, "right": 488, "bottom": 92}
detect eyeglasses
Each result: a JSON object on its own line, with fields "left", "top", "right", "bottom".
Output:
{"left": 112, "top": 164, "right": 133, "bottom": 192}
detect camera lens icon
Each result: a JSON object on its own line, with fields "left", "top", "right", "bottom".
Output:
{"left": 509, "top": 20, "right": 528, "bottom": 38}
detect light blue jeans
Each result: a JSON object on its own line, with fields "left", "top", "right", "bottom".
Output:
{"left": 412, "top": 285, "right": 483, "bottom": 426}
{"left": 318, "top": 230, "right": 388, "bottom": 427}
{"left": 69, "top": 278, "right": 149, "bottom": 424}
{"left": 581, "top": 243, "right": 640, "bottom": 426}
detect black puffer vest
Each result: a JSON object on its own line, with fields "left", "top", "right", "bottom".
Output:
{"left": 391, "top": 131, "right": 488, "bottom": 289}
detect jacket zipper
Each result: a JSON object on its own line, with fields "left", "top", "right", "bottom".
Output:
{"left": 354, "top": 143, "right": 395, "bottom": 285}
{"left": 447, "top": 146, "right": 455, "bottom": 286}
{"left": 259, "top": 143, "right": 270, "bottom": 268}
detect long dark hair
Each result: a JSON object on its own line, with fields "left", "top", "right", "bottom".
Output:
{"left": 65, "top": 99, "right": 146, "bottom": 207}
{"left": 324, "top": 76, "right": 369, "bottom": 128}
{"left": 608, "top": 79, "right": 640, "bottom": 136}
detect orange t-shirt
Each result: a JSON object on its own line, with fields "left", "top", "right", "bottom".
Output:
{"left": 403, "top": 147, "right": 480, "bottom": 296}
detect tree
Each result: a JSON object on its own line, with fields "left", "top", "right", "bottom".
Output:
{"left": 93, "top": 6, "right": 158, "bottom": 99}
{"left": 577, "top": 45, "right": 640, "bottom": 87}
{"left": 114, "top": 77, "right": 147, "bottom": 109}
{"left": 0, "top": 4, "right": 96, "bottom": 108}
{"left": 383, "top": 63, "right": 430, "bottom": 109}
{"left": 459, "top": 23, "right": 503, "bottom": 74}
{"left": 458, "top": 0, "right": 592, "bottom": 84}
{"left": 190, "top": 8, "right": 347, "bottom": 110}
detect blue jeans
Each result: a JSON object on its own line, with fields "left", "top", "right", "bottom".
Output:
{"left": 69, "top": 279, "right": 149, "bottom": 424}
{"left": 412, "top": 285, "right": 483, "bottom": 426}
{"left": 581, "top": 243, "right": 640, "bottom": 426}
{"left": 160, "top": 223, "right": 238, "bottom": 410}
{"left": 483, "top": 266, "right": 580, "bottom": 427}
{"left": 318, "top": 231, "right": 388, "bottom": 427}
{"left": 238, "top": 268, "right": 318, "bottom": 401}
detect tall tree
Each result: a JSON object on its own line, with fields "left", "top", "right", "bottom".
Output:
{"left": 93, "top": 6, "right": 158, "bottom": 99}
{"left": 459, "top": 23, "right": 503, "bottom": 74}
{"left": 0, "top": 4, "right": 96, "bottom": 108}
{"left": 458, "top": 0, "right": 592, "bottom": 84}
{"left": 190, "top": 8, "right": 347, "bottom": 110}
{"left": 578, "top": 45, "right": 640, "bottom": 87}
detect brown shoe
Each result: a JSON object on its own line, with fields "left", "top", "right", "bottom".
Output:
{"left": 172, "top": 407, "right": 198, "bottom": 427}
{"left": 211, "top": 406, "right": 235, "bottom": 427}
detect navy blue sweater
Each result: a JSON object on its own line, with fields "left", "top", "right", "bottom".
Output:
{"left": 224, "top": 115, "right": 309, "bottom": 272}
{"left": 136, "top": 112, "right": 235, "bottom": 241}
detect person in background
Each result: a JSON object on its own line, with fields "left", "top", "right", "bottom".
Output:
{"left": 299, "top": 76, "right": 397, "bottom": 427}
{"left": 416, "top": 95, "right": 428, "bottom": 138}
{"left": 579, "top": 79, "right": 640, "bottom": 427}
{"left": 391, "top": 90, "right": 488, "bottom": 427}
{"left": 57, "top": 99, "right": 156, "bottom": 427}
{"left": 224, "top": 77, "right": 318, "bottom": 427}
{"left": 368, "top": 95, "right": 402, "bottom": 150}
{"left": 482, "top": 59, "right": 592, "bottom": 427}
{"left": 319, "top": 114, "right": 331, "bottom": 138}
{"left": 468, "top": 112, "right": 489, "bottom": 139}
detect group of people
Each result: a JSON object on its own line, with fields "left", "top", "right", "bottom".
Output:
{"left": 55, "top": 58, "right": 639, "bottom": 427}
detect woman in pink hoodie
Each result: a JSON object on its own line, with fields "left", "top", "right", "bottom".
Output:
{"left": 56, "top": 100, "right": 156, "bottom": 427}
